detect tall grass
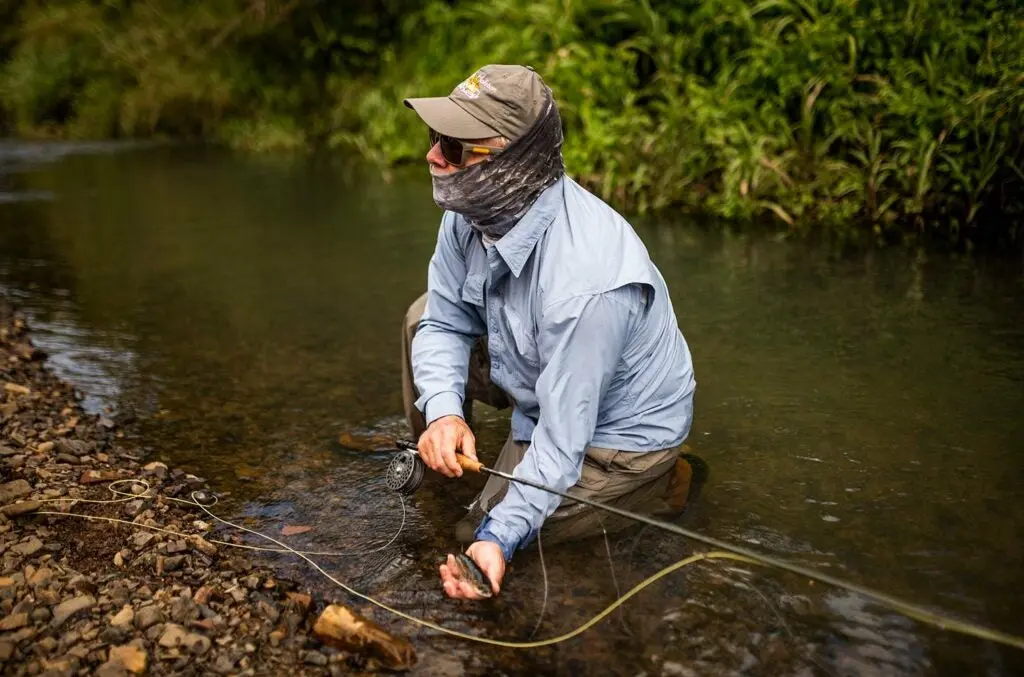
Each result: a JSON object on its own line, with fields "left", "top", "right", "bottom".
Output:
{"left": 2, "top": 0, "right": 1022, "bottom": 246}
{"left": 340, "top": 0, "right": 1024, "bottom": 246}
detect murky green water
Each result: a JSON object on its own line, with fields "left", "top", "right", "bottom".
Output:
{"left": 2, "top": 142, "right": 1023, "bottom": 676}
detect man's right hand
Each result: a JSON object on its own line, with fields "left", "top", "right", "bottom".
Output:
{"left": 417, "top": 415, "right": 477, "bottom": 478}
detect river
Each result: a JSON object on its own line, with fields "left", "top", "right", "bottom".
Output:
{"left": 1, "top": 141, "right": 1022, "bottom": 676}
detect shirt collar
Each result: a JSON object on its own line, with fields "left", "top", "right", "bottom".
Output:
{"left": 492, "top": 176, "right": 564, "bottom": 278}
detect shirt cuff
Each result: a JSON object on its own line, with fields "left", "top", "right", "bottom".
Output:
{"left": 423, "top": 391, "right": 464, "bottom": 427}
{"left": 474, "top": 516, "right": 521, "bottom": 563}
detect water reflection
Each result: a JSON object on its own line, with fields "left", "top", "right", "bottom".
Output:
{"left": 0, "top": 143, "right": 1022, "bottom": 675}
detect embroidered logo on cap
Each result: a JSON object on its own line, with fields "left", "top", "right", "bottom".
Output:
{"left": 456, "top": 71, "right": 496, "bottom": 99}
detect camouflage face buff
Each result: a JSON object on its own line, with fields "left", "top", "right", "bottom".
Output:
{"left": 431, "top": 96, "right": 565, "bottom": 239}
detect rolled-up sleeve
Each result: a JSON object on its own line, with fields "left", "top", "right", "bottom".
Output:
{"left": 412, "top": 214, "right": 486, "bottom": 425}
{"left": 475, "top": 285, "right": 641, "bottom": 561}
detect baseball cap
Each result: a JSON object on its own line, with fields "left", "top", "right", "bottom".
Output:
{"left": 404, "top": 64, "right": 549, "bottom": 142}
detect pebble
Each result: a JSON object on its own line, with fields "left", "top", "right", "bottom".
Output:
{"left": 662, "top": 662, "right": 697, "bottom": 677}
{"left": 131, "top": 533, "right": 154, "bottom": 550}
{"left": 51, "top": 594, "right": 96, "bottom": 627}
{"left": 31, "top": 607, "right": 50, "bottom": 623}
{"left": 158, "top": 623, "right": 188, "bottom": 648}
{"left": 11, "top": 536, "right": 43, "bottom": 557}
{"left": 1, "top": 500, "right": 40, "bottom": 516}
{"left": 303, "top": 650, "right": 328, "bottom": 666}
{"left": 110, "top": 605, "right": 134, "bottom": 627}
{"left": 108, "top": 644, "right": 147, "bottom": 674}
{"left": 0, "top": 481, "right": 32, "bottom": 505}
{"left": 0, "top": 611, "right": 28, "bottom": 630}
{"left": 0, "top": 640, "right": 14, "bottom": 660}
{"left": 133, "top": 606, "right": 164, "bottom": 631}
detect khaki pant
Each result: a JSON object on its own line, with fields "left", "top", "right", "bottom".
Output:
{"left": 402, "top": 292, "right": 684, "bottom": 547}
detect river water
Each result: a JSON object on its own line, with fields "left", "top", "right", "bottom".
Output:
{"left": 1, "top": 142, "right": 1022, "bottom": 676}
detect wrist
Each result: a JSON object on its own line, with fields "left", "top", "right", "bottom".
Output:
{"left": 424, "top": 391, "right": 465, "bottom": 426}
{"left": 475, "top": 519, "right": 517, "bottom": 563}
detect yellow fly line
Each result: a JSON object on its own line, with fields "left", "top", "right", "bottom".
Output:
{"left": 19, "top": 479, "right": 1024, "bottom": 652}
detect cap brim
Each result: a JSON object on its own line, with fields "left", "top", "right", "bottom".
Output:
{"left": 403, "top": 96, "right": 499, "bottom": 139}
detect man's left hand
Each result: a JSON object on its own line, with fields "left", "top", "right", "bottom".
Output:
{"left": 439, "top": 540, "right": 505, "bottom": 599}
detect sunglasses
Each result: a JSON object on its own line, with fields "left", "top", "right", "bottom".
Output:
{"left": 429, "top": 129, "right": 506, "bottom": 166}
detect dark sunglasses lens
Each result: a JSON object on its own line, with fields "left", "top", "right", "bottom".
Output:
{"left": 440, "top": 135, "right": 464, "bottom": 165}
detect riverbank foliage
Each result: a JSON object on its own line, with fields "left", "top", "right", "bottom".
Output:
{"left": 2, "top": 0, "right": 1022, "bottom": 245}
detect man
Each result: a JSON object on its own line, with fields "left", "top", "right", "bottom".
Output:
{"left": 400, "top": 64, "right": 698, "bottom": 600}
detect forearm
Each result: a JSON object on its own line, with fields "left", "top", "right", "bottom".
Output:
{"left": 412, "top": 213, "right": 485, "bottom": 425}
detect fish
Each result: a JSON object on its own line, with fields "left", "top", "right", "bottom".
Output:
{"left": 449, "top": 553, "right": 494, "bottom": 598}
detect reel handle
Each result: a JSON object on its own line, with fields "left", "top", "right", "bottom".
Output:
{"left": 395, "top": 439, "right": 484, "bottom": 474}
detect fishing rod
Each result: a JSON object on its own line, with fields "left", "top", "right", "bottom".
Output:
{"left": 385, "top": 439, "right": 1024, "bottom": 651}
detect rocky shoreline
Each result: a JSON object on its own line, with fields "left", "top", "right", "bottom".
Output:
{"left": 0, "top": 300, "right": 413, "bottom": 676}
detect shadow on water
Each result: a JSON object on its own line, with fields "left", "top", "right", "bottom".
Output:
{"left": 1, "top": 142, "right": 1023, "bottom": 676}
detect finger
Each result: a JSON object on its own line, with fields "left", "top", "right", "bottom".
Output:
{"left": 443, "top": 580, "right": 458, "bottom": 598}
{"left": 418, "top": 436, "right": 436, "bottom": 471}
{"left": 460, "top": 429, "right": 478, "bottom": 462}
{"left": 440, "top": 427, "right": 461, "bottom": 477}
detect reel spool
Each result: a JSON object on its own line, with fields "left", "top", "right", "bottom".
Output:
{"left": 386, "top": 450, "right": 426, "bottom": 494}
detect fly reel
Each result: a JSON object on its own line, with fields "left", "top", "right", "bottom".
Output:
{"left": 385, "top": 450, "right": 426, "bottom": 494}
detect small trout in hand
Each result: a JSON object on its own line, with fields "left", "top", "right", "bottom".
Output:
{"left": 451, "top": 554, "right": 493, "bottom": 598}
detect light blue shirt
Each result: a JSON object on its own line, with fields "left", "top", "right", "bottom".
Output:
{"left": 412, "top": 176, "right": 696, "bottom": 561}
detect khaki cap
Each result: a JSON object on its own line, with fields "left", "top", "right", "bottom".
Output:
{"left": 404, "top": 64, "right": 549, "bottom": 142}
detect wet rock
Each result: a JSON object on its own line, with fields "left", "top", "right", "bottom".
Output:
{"left": 3, "top": 382, "right": 30, "bottom": 396}
{"left": 0, "top": 611, "right": 28, "bottom": 630}
{"left": 1, "top": 500, "right": 40, "bottom": 516}
{"left": 157, "top": 555, "right": 185, "bottom": 574}
{"left": 11, "top": 537, "right": 43, "bottom": 557}
{"left": 131, "top": 533, "right": 154, "bottom": 550}
{"left": 110, "top": 605, "right": 134, "bottom": 628}
{"left": 243, "top": 575, "right": 260, "bottom": 590}
{"left": 158, "top": 623, "right": 188, "bottom": 648}
{"left": 312, "top": 604, "right": 416, "bottom": 671}
{"left": 51, "top": 595, "right": 95, "bottom": 627}
{"left": 0, "top": 480, "right": 32, "bottom": 504}
{"left": 193, "top": 586, "right": 215, "bottom": 606}
{"left": 27, "top": 565, "right": 51, "bottom": 585}
{"left": 170, "top": 596, "right": 198, "bottom": 624}
{"left": 95, "top": 661, "right": 129, "bottom": 677}
{"left": 80, "top": 470, "right": 119, "bottom": 485}
{"left": 55, "top": 453, "right": 80, "bottom": 465}
{"left": 107, "top": 645, "right": 147, "bottom": 674}
{"left": 184, "top": 632, "right": 212, "bottom": 655}
{"left": 285, "top": 592, "right": 312, "bottom": 614}
{"left": 36, "top": 441, "right": 54, "bottom": 454}
{"left": 188, "top": 535, "right": 217, "bottom": 557}
{"left": 662, "top": 662, "right": 696, "bottom": 677}
{"left": 37, "top": 636, "right": 59, "bottom": 653}
{"left": 133, "top": 606, "right": 164, "bottom": 630}
{"left": 69, "top": 574, "right": 98, "bottom": 595}
{"left": 303, "top": 650, "right": 328, "bottom": 666}
{"left": 166, "top": 540, "right": 187, "bottom": 555}
{"left": 31, "top": 607, "right": 51, "bottom": 623}
{"left": 142, "top": 462, "right": 168, "bottom": 479}
{"left": 0, "top": 641, "right": 13, "bottom": 660}
{"left": 100, "top": 626, "right": 128, "bottom": 644}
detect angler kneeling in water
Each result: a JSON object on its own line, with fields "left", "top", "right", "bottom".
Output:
{"left": 401, "top": 65, "right": 699, "bottom": 600}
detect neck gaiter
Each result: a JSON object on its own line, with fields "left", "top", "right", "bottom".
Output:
{"left": 431, "top": 95, "right": 565, "bottom": 239}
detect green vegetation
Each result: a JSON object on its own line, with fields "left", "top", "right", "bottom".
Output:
{"left": 2, "top": 0, "right": 1023, "bottom": 246}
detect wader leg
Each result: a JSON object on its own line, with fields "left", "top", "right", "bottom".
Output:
{"left": 456, "top": 431, "right": 689, "bottom": 547}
